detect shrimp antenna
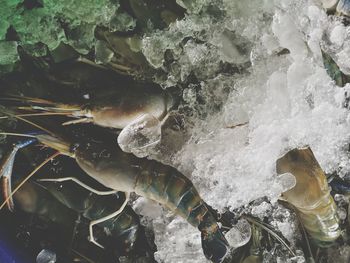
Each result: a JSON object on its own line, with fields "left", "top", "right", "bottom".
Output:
{"left": 0, "top": 108, "right": 55, "bottom": 136}
{"left": 0, "top": 112, "right": 69, "bottom": 120}
{"left": 0, "top": 132, "right": 37, "bottom": 138}
{"left": 294, "top": 206, "right": 315, "bottom": 261}
{"left": 243, "top": 215, "right": 296, "bottom": 257}
{"left": 0, "top": 95, "right": 55, "bottom": 104}
{"left": 0, "top": 151, "right": 60, "bottom": 211}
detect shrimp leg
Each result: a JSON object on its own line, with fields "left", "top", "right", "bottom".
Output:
{"left": 39, "top": 179, "right": 141, "bottom": 255}
{"left": 62, "top": 118, "right": 93, "bottom": 126}
{"left": 38, "top": 177, "right": 117, "bottom": 195}
{"left": 89, "top": 192, "right": 130, "bottom": 248}
{"left": 39, "top": 177, "right": 128, "bottom": 248}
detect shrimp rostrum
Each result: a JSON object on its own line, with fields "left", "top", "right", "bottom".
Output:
{"left": 2, "top": 127, "right": 230, "bottom": 263}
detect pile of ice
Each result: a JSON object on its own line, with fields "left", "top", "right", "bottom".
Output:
{"left": 132, "top": 0, "right": 350, "bottom": 262}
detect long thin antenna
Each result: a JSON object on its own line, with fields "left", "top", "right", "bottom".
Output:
{"left": 0, "top": 95, "right": 54, "bottom": 104}
{"left": 295, "top": 207, "right": 315, "bottom": 262}
{"left": 0, "top": 109, "right": 55, "bottom": 136}
{"left": 243, "top": 215, "right": 296, "bottom": 257}
{"left": 0, "top": 151, "right": 60, "bottom": 210}
{"left": 0, "top": 132, "right": 37, "bottom": 138}
{"left": 0, "top": 112, "right": 69, "bottom": 119}
{"left": 13, "top": 115, "right": 54, "bottom": 136}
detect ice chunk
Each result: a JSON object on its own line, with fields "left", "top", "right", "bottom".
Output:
{"left": 133, "top": 197, "right": 163, "bottom": 219}
{"left": 251, "top": 202, "right": 273, "bottom": 218}
{"left": 277, "top": 173, "right": 297, "bottom": 191}
{"left": 36, "top": 249, "right": 56, "bottom": 263}
{"left": 117, "top": 114, "right": 162, "bottom": 157}
{"left": 337, "top": 207, "right": 347, "bottom": 220}
{"left": 153, "top": 217, "right": 209, "bottom": 263}
{"left": 261, "top": 33, "right": 280, "bottom": 54}
{"left": 272, "top": 12, "right": 308, "bottom": 60}
{"left": 270, "top": 173, "right": 297, "bottom": 198}
{"left": 225, "top": 219, "right": 251, "bottom": 248}
{"left": 330, "top": 25, "right": 346, "bottom": 47}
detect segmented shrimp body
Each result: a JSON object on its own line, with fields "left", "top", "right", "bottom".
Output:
{"left": 37, "top": 134, "right": 230, "bottom": 262}
{"left": 276, "top": 147, "right": 341, "bottom": 246}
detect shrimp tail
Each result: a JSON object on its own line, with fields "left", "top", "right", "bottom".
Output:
{"left": 134, "top": 162, "right": 230, "bottom": 262}
{"left": 199, "top": 211, "right": 230, "bottom": 263}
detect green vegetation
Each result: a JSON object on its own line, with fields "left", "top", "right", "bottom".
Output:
{"left": 0, "top": 0, "right": 121, "bottom": 67}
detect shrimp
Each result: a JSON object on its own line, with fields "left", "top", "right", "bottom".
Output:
{"left": 0, "top": 135, "right": 146, "bottom": 256}
{"left": 5, "top": 84, "right": 176, "bottom": 129}
{"left": 3, "top": 86, "right": 176, "bottom": 151}
{"left": 3, "top": 130, "right": 230, "bottom": 263}
{"left": 276, "top": 147, "right": 341, "bottom": 246}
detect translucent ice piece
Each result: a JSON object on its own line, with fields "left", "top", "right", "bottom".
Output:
{"left": 225, "top": 219, "right": 252, "bottom": 248}
{"left": 276, "top": 173, "right": 297, "bottom": 193}
{"left": 36, "top": 249, "right": 56, "bottom": 263}
{"left": 117, "top": 114, "right": 162, "bottom": 157}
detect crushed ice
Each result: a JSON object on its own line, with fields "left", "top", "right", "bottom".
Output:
{"left": 128, "top": 0, "right": 350, "bottom": 261}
